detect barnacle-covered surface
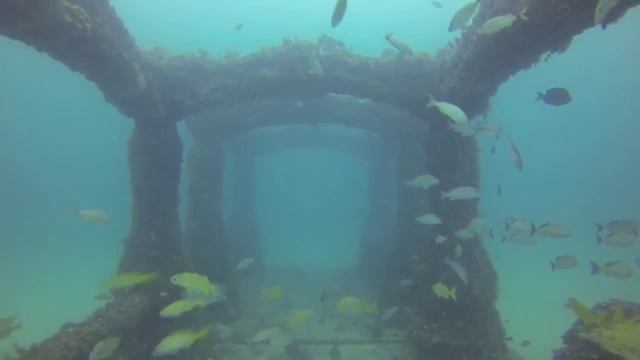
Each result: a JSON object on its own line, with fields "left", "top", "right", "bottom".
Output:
{"left": 186, "top": 95, "right": 429, "bottom": 142}
{"left": 554, "top": 298, "right": 640, "bottom": 360}
{"left": 13, "top": 294, "right": 151, "bottom": 360}
{"left": 148, "top": 38, "right": 437, "bottom": 121}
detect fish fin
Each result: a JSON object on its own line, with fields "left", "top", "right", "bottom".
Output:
{"left": 530, "top": 224, "right": 537, "bottom": 236}
{"left": 489, "top": 229, "right": 494, "bottom": 238}
{"left": 451, "top": 287, "right": 457, "bottom": 301}
{"left": 385, "top": 32, "right": 393, "bottom": 40}
{"left": 594, "top": 223, "right": 604, "bottom": 232}
{"left": 603, "top": 260, "right": 618, "bottom": 267}
{"left": 427, "top": 94, "right": 436, "bottom": 108}
{"left": 535, "top": 92, "right": 545, "bottom": 101}
{"left": 519, "top": 7, "right": 530, "bottom": 21}
{"left": 551, "top": 262, "right": 555, "bottom": 272}
{"left": 501, "top": 234, "right": 506, "bottom": 243}
{"left": 590, "top": 261, "right": 600, "bottom": 275}
{"left": 596, "top": 233, "right": 603, "bottom": 244}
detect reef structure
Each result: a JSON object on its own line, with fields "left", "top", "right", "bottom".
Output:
{"left": 0, "top": 0, "right": 638, "bottom": 359}
{"left": 554, "top": 298, "right": 640, "bottom": 360}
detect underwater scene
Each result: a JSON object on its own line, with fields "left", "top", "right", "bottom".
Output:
{"left": 0, "top": 0, "right": 639, "bottom": 359}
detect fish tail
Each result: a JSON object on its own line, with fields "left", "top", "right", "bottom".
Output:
{"left": 451, "top": 287, "right": 457, "bottom": 301}
{"left": 551, "top": 262, "right": 555, "bottom": 271}
{"left": 590, "top": 261, "right": 600, "bottom": 275}
{"left": 535, "top": 92, "right": 544, "bottom": 101}
{"left": 519, "top": 7, "right": 530, "bottom": 21}
{"left": 530, "top": 224, "right": 537, "bottom": 236}
{"left": 501, "top": 234, "right": 506, "bottom": 243}
{"left": 440, "top": 191, "right": 447, "bottom": 199}
{"left": 594, "top": 223, "right": 604, "bottom": 233}
{"left": 385, "top": 32, "right": 393, "bottom": 40}
{"left": 427, "top": 94, "right": 436, "bottom": 108}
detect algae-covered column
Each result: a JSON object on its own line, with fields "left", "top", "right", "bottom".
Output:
{"left": 391, "top": 141, "right": 427, "bottom": 280}
{"left": 357, "top": 142, "right": 396, "bottom": 288}
{"left": 409, "top": 122, "right": 506, "bottom": 359}
{"left": 184, "top": 134, "right": 230, "bottom": 286}
{"left": 226, "top": 140, "right": 260, "bottom": 264}
{"left": 119, "top": 119, "right": 186, "bottom": 276}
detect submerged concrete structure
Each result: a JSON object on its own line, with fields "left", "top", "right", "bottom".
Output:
{"left": 1, "top": 0, "right": 638, "bottom": 359}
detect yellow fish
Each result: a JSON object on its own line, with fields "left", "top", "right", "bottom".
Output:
{"left": 261, "top": 286, "right": 285, "bottom": 302}
{"left": 336, "top": 296, "right": 378, "bottom": 315}
{"left": 287, "top": 309, "right": 315, "bottom": 330}
{"left": 152, "top": 327, "right": 208, "bottom": 357}
{"left": 159, "top": 299, "right": 205, "bottom": 318}
{"left": 103, "top": 272, "right": 158, "bottom": 290}
{"left": 170, "top": 272, "right": 215, "bottom": 296}
{"left": 433, "top": 282, "right": 457, "bottom": 301}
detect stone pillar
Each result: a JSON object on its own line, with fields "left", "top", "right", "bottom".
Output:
{"left": 384, "top": 140, "right": 428, "bottom": 304}
{"left": 184, "top": 138, "right": 229, "bottom": 285}
{"left": 357, "top": 142, "right": 397, "bottom": 289}
{"left": 226, "top": 142, "right": 260, "bottom": 263}
{"left": 409, "top": 122, "right": 507, "bottom": 359}
{"left": 119, "top": 119, "right": 186, "bottom": 277}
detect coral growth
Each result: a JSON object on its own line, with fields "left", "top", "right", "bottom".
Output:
{"left": 555, "top": 298, "right": 640, "bottom": 359}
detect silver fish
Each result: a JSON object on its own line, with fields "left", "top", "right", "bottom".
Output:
{"left": 445, "top": 258, "right": 468, "bottom": 285}
{"left": 454, "top": 244, "right": 463, "bottom": 258}
{"left": 591, "top": 260, "right": 633, "bottom": 279}
{"left": 449, "top": 1, "right": 479, "bottom": 32}
{"left": 381, "top": 306, "right": 399, "bottom": 323}
{"left": 595, "top": 219, "right": 639, "bottom": 238}
{"left": 435, "top": 235, "right": 448, "bottom": 244}
{"left": 551, "top": 255, "right": 578, "bottom": 271}
{"left": 454, "top": 228, "right": 476, "bottom": 240}
{"left": 597, "top": 232, "right": 637, "bottom": 247}
{"left": 441, "top": 186, "right": 479, "bottom": 201}
{"left": 537, "top": 223, "right": 572, "bottom": 239}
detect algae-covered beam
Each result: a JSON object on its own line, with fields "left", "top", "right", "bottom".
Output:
{"left": 0, "top": 0, "right": 163, "bottom": 120}
{"left": 148, "top": 38, "right": 437, "bottom": 121}
{"left": 435, "top": 0, "right": 640, "bottom": 116}
{"left": 186, "top": 96, "right": 429, "bottom": 142}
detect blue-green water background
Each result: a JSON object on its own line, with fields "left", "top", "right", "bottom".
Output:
{"left": 1, "top": 1, "right": 639, "bottom": 358}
